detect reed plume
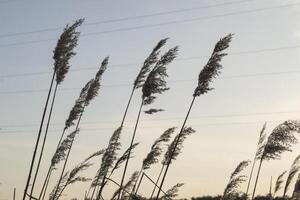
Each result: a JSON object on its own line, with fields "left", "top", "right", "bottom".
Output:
{"left": 39, "top": 79, "right": 93, "bottom": 200}
{"left": 283, "top": 155, "right": 300, "bottom": 198}
{"left": 52, "top": 57, "right": 108, "bottom": 199}
{"left": 49, "top": 173, "right": 69, "bottom": 200}
{"left": 24, "top": 19, "right": 84, "bottom": 200}
{"left": 251, "top": 120, "right": 300, "bottom": 200}
{"left": 245, "top": 123, "right": 267, "bottom": 197}
{"left": 83, "top": 38, "right": 165, "bottom": 200}
{"left": 143, "top": 127, "right": 176, "bottom": 170}
{"left": 111, "top": 143, "right": 139, "bottom": 175}
{"left": 51, "top": 160, "right": 92, "bottom": 200}
{"left": 274, "top": 171, "right": 287, "bottom": 196}
{"left": 155, "top": 34, "right": 233, "bottom": 200}
{"left": 134, "top": 38, "right": 168, "bottom": 89}
{"left": 160, "top": 183, "right": 184, "bottom": 200}
{"left": 144, "top": 109, "right": 164, "bottom": 115}
{"left": 59, "top": 150, "right": 105, "bottom": 200}
{"left": 51, "top": 130, "right": 79, "bottom": 169}
{"left": 89, "top": 143, "right": 139, "bottom": 200}
{"left": 133, "top": 127, "right": 176, "bottom": 195}
{"left": 163, "top": 127, "right": 195, "bottom": 165}
{"left": 223, "top": 160, "right": 250, "bottom": 200}
{"left": 292, "top": 174, "right": 300, "bottom": 200}
{"left": 91, "top": 127, "right": 121, "bottom": 200}
{"left": 193, "top": 34, "right": 232, "bottom": 97}
{"left": 84, "top": 149, "right": 106, "bottom": 162}
{"left": 117, "top": 45, "right": 178, "bottom": 200}
{"left": 112, "top": 171, "right": 139, "bottom": 200}
{"left": 150, "top": 127, "right": 194, "bottom": 199}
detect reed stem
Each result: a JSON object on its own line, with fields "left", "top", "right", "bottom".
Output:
{"left": 30, "top": 82, "right": 59, "bottom": 199}
{"left": 155, "top": 96, "right": 196, "bottom": 199}
{"left": 23, "top": 70, "right": 56, "bottom": 200}
{"left": 117, "top": 100, "right": 144, "bottom": 200}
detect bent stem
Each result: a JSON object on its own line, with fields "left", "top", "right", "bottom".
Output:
{"left": 23, "top": 71, "right": 56, "bottom": 200}
{"left": 117, "top": 100, "right": 144, "bottom": 200}
{"left": 30, "top": 82, "right": 59, "bottom": 199}
{"left": 155, "top": 96, "right": 196, "bottom": 200}
{"left": 251, "top": 157, "right": 264, "bottom": 200}
{"left": 150, "top": 165, "right": 165, "bottom": 199}
{"left": 39, "top": 127, "right": 67, "bottom": 199}
{"left": 53, "top": 109, "right": 84, "bottom": 200}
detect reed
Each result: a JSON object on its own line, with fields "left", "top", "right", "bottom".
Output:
{"left": 23, "top": 19, "right": 83, "bottom": 200}
{"left": 117, "top": 45, "right": 178, "bottom": 200}
{"left": 274, "top": 171, "right": 287, "bottom": 196}
{"left": 283, "top": 155, "right": 300, "bottom": 198}
{"left": 245, "top": 123, "right": 267, "bottom": 198}
{"left": 133, "top": 127, "right": 176, "bottom": 195}
{"left": 52, "top": 57, "right": 108, "bottom": 199}
{"left": 160, "top": 183, "right": 184, "bottom": 200}
{"left": 111, "top": 171, "right": 139, "bottom": 200}
{"left": 85, "top": 143, "right": 139, "bottom": 200}
{"left": 155, "top": 34, "right": 233, "bottom": 200}
{"left": 82, "top": 38, "right": 166, "bottom": 200}
{"left": 150, "top": 127, "right": 194, "bottom": 199}
{"left": 91, "top": 127, "right": 122, "bottom": 200}
{"left": 251, "top": 120, "right": 300, "bottom": 200}
{"left": 222, "top": 161, "right": 250, "bottom": 200}
{"left": 292, "top": 174, "right": 300, "bottom": 200}
{"left": 50, "top": 155, "right": 95, "bottom": 200}
{"left": 39, "top": 78, "right": 93, "bottom": 200}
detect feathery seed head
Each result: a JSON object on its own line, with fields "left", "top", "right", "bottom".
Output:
{"left": 255, "top": 123, "right": 268, "bottom": 159}
{"left": 223, "top": 160, "right": 249, "bottom": 200}
{"left": 93, "top": 127, "right": 122, "bottom": 187}
{"left": 144, "top": 108, "right": 164, "bottom": 115}
{"left": 85, "top": 57, "right": 109, "bottom": 106}
{"left": 163, "top": 127, "right": 195, "bottom": 165}
{"left": 111, "top": 143, "right": 139, "bottom": 176}
{"left": 161, "top": 183, "right": 184, "bottom": 200}
{"left": 84, "top": 149, "right": 105, "bottom": 162}
{"left": 292, "top": 174, "right": 300, "bottom": 200}
{"left": 142, "top": 46, "right": 178, "bottom": 105}
{"left": 54, "top": 19, "right": 84, "bottom": 84}
{"left": 284, "top": 155, "right": 300, "bottom": 196}
{"left": 134, "top": 38, "right": 169, "bottom": 89}
{"left": 51, "top": 129, "right": 79, "bottom": 167}
{"left": 65, "top": 79, "right": 93, "bottom": 129}
{"left": 274, "top": 171, "right": 287, "bottom": 195}
{"left": 193, "top": 34, "right": 233, "bottom": 97}
{"left": 261, "top": 120, "right": 300, "bottom": 161}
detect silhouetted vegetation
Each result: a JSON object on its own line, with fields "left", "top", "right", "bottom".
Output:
{"left": 19, "top": 19, "right": 300, "bottom": 200}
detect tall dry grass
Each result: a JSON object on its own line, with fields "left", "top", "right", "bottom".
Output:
{"left": 51, "top": 57, "right": 109, "bottom": 199}
{"left": 292, "top": 174, "right": 300, "bottom": 200}
{"left": 23, "top": 19, "right": 84, "bottom": 200}
{"left": 274, "top": 171, "right": 287, "bottom": 196}
{"left": 132, "top": 127, "right": 176, "bottom": 195}
{"left": 222, "top": 160, "right": 250, "bottom": 200}
{"left": 283, "top": 155, "right": 300, "bottom": 198}
{"left": 117, "top": 45, "right": 178, "bottom": 200}
{"left": 154, "top": 34, "right": 233, "bottom": 200}
{"left": 251, "top": 120, "right": 300, "bottom": 200}
{"left": 245, "top": 123, "right": 267, "bottom": 197}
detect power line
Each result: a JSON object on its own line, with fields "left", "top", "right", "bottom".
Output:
{"left": 0, "top": 0, "right": 254, "bottom": 39}
{"left": 0, "top": 120, "right": 288, "bottom": 134}
{"left": 0, "top": 0, "right": 20, "bottom": 4}
{"left": 0, "top": 3, "right": 299, "bottom": 49}
{"left": 1, "top": 110, "right": 299, "bottom": 128}
{"left": 1, "top": 69, "right": 300, "bottom": 94}
{"left": 1, "top": 44, "right": 300, "bottom": 79}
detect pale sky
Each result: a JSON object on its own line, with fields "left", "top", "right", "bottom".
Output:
{"left": 1, "top": 0, "right": 300, "bottom": 199}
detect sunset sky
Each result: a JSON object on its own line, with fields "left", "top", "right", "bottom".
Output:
{"left": 1, "top": 0, "right": 300, "bottom": 199}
